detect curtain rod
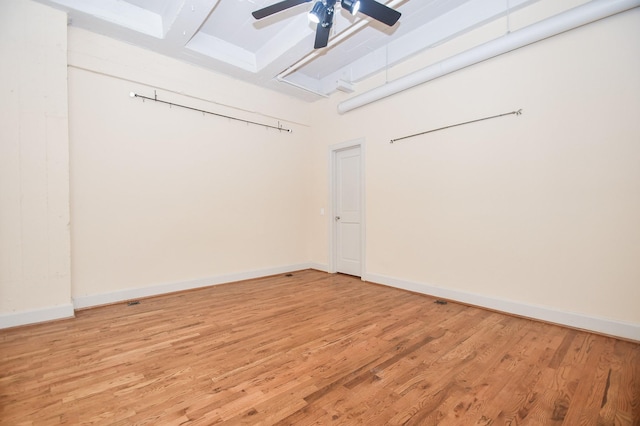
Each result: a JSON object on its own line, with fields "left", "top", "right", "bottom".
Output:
{"left": 130, "top": 91, "right": 293, "bottom": 133}
{"left": 390, "top": 109, "right": 522, "bottom": 143}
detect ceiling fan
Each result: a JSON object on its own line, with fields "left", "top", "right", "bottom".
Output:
{"left": 252, "top": 0, "right": 401, "bottom": 49}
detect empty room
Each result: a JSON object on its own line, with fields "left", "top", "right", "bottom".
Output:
{"left": 1, "top": 0, "right": 639, "bottom": 424}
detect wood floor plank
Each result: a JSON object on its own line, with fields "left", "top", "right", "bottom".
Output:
{"left": 1, "top": 270, "right": 638, "bottom": 425}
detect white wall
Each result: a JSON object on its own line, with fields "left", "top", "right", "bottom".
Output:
{"left": 67, "top": 29, "right": 315, "bottom": 307}
{"left": 309, "top": 7, "right": 640, "bottom": 339}
{"left": 2, "top": 0, "right": 638, "bottom": 340}
{"left": 0, "top": 0, "right": 73, "bottom": 327}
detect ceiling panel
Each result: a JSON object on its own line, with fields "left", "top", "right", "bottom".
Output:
{"left": 200, "top": 0, "right": 310, "bottom": 52}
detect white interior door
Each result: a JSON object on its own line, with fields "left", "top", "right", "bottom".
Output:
{"left": 334, "top": 146, "right": 362, "bottom": 276}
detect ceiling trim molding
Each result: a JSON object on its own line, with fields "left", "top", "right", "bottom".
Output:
{"left": 52, "top": 0, "right": 163, "bottom": 37}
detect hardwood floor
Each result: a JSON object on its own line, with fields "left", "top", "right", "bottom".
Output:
{"left": 1, "top": 269, "right": 638, "bottom": 425}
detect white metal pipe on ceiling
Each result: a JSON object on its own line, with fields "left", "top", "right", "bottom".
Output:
{"left": 337, "top": 0, "right": 640, "bottom": 114}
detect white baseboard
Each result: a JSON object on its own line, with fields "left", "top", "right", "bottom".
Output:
{"left": 0, "top": 303, "right": 75, "bottom": 329}
{"left": 364, "top": 272, "right": 640, "bottom": 342}
{"left": 8, "top": 267, "right": 636, "bottom": 342}
{"left": 73, "top": 263, "right": 317, "bottom": 310}
{"left": 307, "top": 262, "right": 329, "bottom": 273}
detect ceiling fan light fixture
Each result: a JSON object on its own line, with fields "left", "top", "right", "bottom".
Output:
{"left": 341, "top": 0, "right": 360, "bottom": 15}
{"left": 308, "top": 1, "right": 326, "bottom": 24}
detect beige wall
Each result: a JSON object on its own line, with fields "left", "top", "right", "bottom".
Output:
{"left": 68, "top": 29, "right": 314, "bottom": 300}
{"left": 0, "top": 0, "right": 72, "bottom": 322}
{"left": 309, "top": 7, "right": 640, "bottom": 327}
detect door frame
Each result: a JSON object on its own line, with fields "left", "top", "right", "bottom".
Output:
{"left": 328, "top": 138, "right": 366, "bottom": 278}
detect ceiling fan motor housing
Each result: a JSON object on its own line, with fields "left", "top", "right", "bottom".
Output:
{"left": 321, "top": 1, "right": 335, "bottom": 28}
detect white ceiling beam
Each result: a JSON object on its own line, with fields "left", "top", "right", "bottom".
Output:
{"left": 163, "top": 0, "right": 221, "bottom": 49}
{"left": 49, "top": 0, "right": 163, "bottom": 37}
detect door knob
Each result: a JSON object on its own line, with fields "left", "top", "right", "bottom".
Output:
{"left": 335, "top": 216, "right": 341, "bottom": 221}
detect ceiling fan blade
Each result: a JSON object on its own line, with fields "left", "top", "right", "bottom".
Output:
{"left": 314, "top": 22, "right": 331, "bottom": 49}
{"left": 252, "top": 0, "right": 312, "bottom": 20}
{"left": 357, "top": 0, "right": 401, "bottom": 26}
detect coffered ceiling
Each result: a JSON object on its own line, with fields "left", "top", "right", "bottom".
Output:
{"left": 34, "top": 0, "right": 540, "bottom": 101}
